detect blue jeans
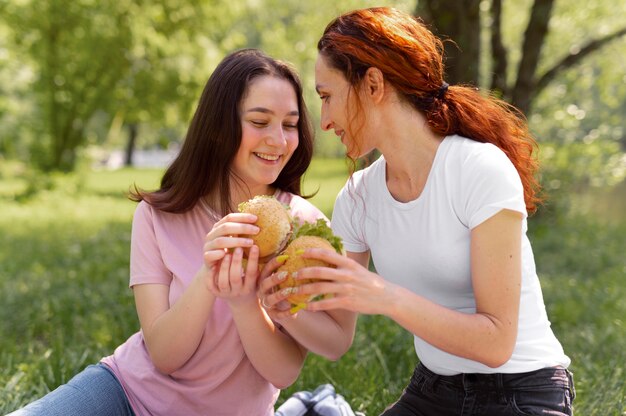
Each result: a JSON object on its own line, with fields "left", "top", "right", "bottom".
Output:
{"left": 381, "top": 363, "right": 575, "bottom": 416}
{"left": 7, "top": 363, "right": 134, "bottom": 416}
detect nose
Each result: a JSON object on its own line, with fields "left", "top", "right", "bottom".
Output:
{"left": 320, "top": 108, "right": 332, "bottom": 131}
{"left": 265, "top": 125, "right": 287, "bottom": 147}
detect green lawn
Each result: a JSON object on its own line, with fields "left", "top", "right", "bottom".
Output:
{"left": 1, "top": 161, "right": 624, "bottom": 414}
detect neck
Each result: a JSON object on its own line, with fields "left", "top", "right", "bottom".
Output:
{"left": 371, "top": 99, "right": 443, "bottom": 202}
{"left": 230, "top": 182, "right": 276, "bottom": 207}
{"left": 378, "top": 103, "right": 442, "bottom": 177}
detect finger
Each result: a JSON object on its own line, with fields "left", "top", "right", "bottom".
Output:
{"left": 291, "top": 280, "right": 342, "bottom": 299}
{"left": 229, "top": 248, "right": 244, "bottom": 292}
{"left": 259, "top": 255, "right": 288, "bottom": 279}
{"left": 262, "top": 285, "right": 295, "bottom": 309}
{"left": 301, "top": 248, "right": 348, "bottom": 266}
{"left": 223, "top": 212, "right": 258, "bottom": 224}
{"left": 295, "top": 266, "right": 345, "bottom": 282}
{"left": 203, "top": 249, "right": 227, "bottom": 266}
{"left": 304, "top": 296, "right": 346, "bottom": 312}
{"left": 262, "top": 299, "right": 293, "bottom": 320}
{"left": 217, "top": 254, "right": 232, "bottom": 292}
{"left": 213, "top": 212, "right": 258, "bottom": 227}
{"left": 204, "top": 236, "right": 255, "bottom": 252}
{"left": 203, "top": 264, "right": 220, "bottom": 293}
{"left": 258, "top": 270, "right": 289, "bottom": 296}
{"left": 208, "top": 222, "right": 260, "bottom": 240}
{"left": 243, "top": 245, "right": 260, "bottom": 292}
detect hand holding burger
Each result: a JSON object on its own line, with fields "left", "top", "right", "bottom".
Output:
{"left": 261, "top": 218, "right": 344, "bottom": 314}
{"left": 238, "top": 195, "right": 344, "bottom": 314}
{"left": 238, "top": 195, "right": 293, "bottom": 263}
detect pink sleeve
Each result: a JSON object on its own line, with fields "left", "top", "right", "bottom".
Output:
{"left": 129, "top": 201, "right": 172, "bottom": 287}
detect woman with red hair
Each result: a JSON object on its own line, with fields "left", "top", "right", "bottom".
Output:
{"left": 290, "top": 7, "right": 574, "bottom": 415}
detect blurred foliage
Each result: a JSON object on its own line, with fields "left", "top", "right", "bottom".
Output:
{"left": 0, "top": 0, "right": 625, "bottom": 213}
{"left": 0, "top": 0, "right": 414, "bottom": 170}
{"left": 498, "top": 0, "right": 626, "bottom": 216}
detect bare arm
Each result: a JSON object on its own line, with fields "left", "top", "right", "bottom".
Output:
{"left": 228, "top": 299, "right": 307, "bottom": 389}
{"left": 388, "top": 210, "right": 522, "bottom": 366}
{"left": 134, "top": 213, "right": 258, "bottom": 374}
{"left": 133, "top": 267, "right": 216, "bottom": 374}
{"left": 297, "top": 209, "right": 523, "bottom": 367}
{"left": 210, "top": 246, "right": 307, "bottom": 389}
{"left": 256, "top": 252, "right": 366, "bottom": 360}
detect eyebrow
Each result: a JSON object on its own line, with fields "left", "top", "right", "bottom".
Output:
{"left": 246, "top": 107, "right": 299, "bottom": 116}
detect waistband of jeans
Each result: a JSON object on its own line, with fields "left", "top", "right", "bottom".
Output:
{"left": 416, "top": 362, "right": 571, "bottom": 392}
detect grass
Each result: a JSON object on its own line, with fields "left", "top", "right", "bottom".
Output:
{"left": 1, "top": 160, "right": 625, "bottom": 414}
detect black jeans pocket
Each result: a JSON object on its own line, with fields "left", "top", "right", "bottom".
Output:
{"left": 509, "top": 386, "right": 573, "bottom": 416}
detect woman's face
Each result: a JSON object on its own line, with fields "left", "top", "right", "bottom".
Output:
{"left": 232, "top": 75, "right": 300, "bottom": 197}
{"left": 315, "top": 54, "right": 372, "bottom": 159}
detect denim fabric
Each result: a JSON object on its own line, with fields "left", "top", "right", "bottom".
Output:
{"left": 6, "top": 363, "right": 134, "bottom": 416}
{"left": 380, "top": 363, "right": 575, "bottom": 416}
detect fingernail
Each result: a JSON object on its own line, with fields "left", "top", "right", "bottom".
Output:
{"left": 295, "top": 249, "right": 306, "bottom": 255}
{"left": 280, "top": 287, "right": 293, "bottom": 296}
{"left": 276, "top": 254, "right": 289, "bottom": 263}
{"left": 291, "top": 271, "right": 298, "bottom": 279}
{"left": 276, "top": 271, "right": 288, "bottom": 281}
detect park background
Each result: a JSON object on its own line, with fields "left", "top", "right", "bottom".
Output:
{"left": 0, "top": 0, "right": 625, "bottom": 414}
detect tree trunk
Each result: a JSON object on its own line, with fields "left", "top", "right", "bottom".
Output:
{"left": 490, "top": 0, "right": 509, "bottom": 97}
{"left": 511, "top": 0, "right": 555, "bottom": 116}
{"left": 416, "top": 0, "right": 481, "bottom": 86}
{"left": 124, "top": 123, "right": 138, "bottom": 167}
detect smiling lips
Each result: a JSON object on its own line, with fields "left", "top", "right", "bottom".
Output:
{"left": 255, "top": 152, "right": 280, "bottom": 162}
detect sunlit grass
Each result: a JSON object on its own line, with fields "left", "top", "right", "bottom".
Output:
{"left": 1, "top": 163, "right": 624, "bottom": 414}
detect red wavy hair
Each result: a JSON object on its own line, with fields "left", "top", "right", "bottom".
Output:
{"left": 318, "top": 7, "right": 542, "bottom": 213}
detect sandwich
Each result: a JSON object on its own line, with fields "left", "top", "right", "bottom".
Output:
{"left": 238, "top": 195, "right": 293, "bottom": 261}
{"left": 275, "top": 218, "right": 344, "bottom": 313}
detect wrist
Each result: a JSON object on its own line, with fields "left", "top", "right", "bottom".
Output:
{"left": 272, "top": 310, "right": 299, "bottom": 327}
{"left": 227, "top": 295, "right": 258, "bottom": 313}
{"left": 193, "top": 266, "right": 216, "bottom": 298}
{"left": 380, "top": 282, "right": 404, "bottom": 318}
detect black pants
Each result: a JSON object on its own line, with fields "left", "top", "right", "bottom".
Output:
{"left": 381, "top": 363, "right": 575, "bottom": 416}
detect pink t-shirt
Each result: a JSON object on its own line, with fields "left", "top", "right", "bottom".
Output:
{"left": 101, "top": 190, "right": 326, "bottom": 416}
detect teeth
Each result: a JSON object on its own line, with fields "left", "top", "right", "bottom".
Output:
{"left": 255, "top": 153, "right": 280, "bottom": 161}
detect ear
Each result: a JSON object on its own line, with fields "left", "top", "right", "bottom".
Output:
{"left": 363, "top": 67, "right": 385, "bottom": 103}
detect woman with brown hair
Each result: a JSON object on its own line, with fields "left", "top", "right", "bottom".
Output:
{"left": 9, "top": 49, "right": 355, "bottom": 416}
{"left": 290, "top": 7, "right": 575, "bottom": 415}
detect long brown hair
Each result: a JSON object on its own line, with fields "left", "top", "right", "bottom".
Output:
{"left": 130, "top": 49, "right": 314, "bottom": 215}
{"left": 318, "top": 7, "right": 542, "bottom": 213}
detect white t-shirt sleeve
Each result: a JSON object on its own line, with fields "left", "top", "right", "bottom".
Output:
{"left": 461, "top": 144, "right": 528, "bottom": 229}
{"left": 331, "top": 183, "right": 369, "bottom": 253}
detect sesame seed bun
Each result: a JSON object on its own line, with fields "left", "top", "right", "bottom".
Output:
{"left": 277, "top": 235, "right": 336, "bottom": 308}
{"left": 238, "top": 195, "right": 292, "bottom": 259}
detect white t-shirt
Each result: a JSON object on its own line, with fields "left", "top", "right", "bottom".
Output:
{"left": 331, "top": 135, "right": 570, "bottom": 375}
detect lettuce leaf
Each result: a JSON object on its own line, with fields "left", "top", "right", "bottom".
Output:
{"left": 291, "top": 218, "right": 344, "bottom": 254}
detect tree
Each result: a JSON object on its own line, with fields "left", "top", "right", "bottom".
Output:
{"left": 416, "top": 0, "right": 626, "bottom": 115}
{"left": 3, "top": 0, "right": 135, "bottom": 171}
